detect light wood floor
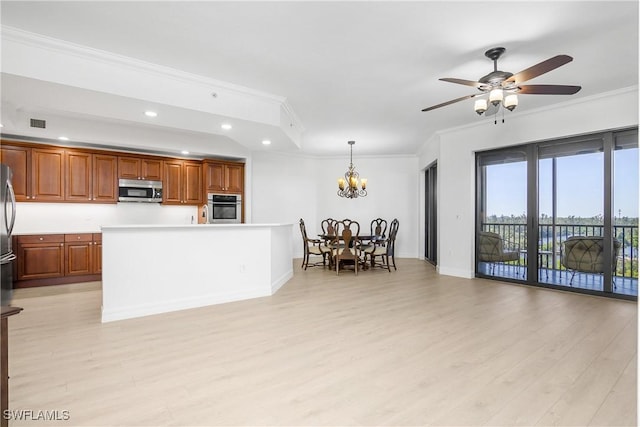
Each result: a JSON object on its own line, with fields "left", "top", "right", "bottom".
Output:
{"left": 6, "top": 259, "right": 637, "bottom": 426}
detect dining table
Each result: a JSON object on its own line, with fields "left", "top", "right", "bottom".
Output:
{"left": 318, "top": 234, "right": 385, "bottom": 269}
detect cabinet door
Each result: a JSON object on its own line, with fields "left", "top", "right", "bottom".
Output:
{"left": 183, "top": 161, "right": 203, "bottom": 205}
{"left": 163, "top": 161, "right": 183, "bottom": 204}
{"left": 32, "top": 148, "right": 65, "bottom": 201}
{"left": 65, "top": 151, "right": 92, "bottom": 201}
{"left": 65, "top": 234, "right": 93, "bottom": 276}
{"left": 92, "top": 234, "right": 102, "bottom": 274}
{"left": 93, "top": 154, "right": 118, "bottom": 202}
{"left": 118, "top": 157, "right": 141, "bottom": 179}
{"left": 205, "top": 162, "right": 225, "bottom": 193}
{"left": 142, "top": 159, "right": 163, "bottom": 181}
{"left": 17, "top": 235, "right": 65, "bottom": 280}
{"left": 0, "top": 145, "right": 30, "bottom": 201}
{"left": 225, "top": 164, "right": 244, "bottom": 194}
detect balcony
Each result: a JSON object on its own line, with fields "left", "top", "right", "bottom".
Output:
{"left": 479, "top": 222, "right": 638, "bottom": 297}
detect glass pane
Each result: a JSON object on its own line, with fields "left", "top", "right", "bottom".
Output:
{"left": 478, "top": 151, "right": 527, "bottom": 280}
{"left": 613, "top": 132, "right": 638, "bottom": 296}
{"left": 539, "top": 145, "right": 605, "bottom": 291}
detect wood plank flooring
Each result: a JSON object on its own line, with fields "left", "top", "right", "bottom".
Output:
{"left": 5, "top": 259, "right": 637, "bottom": 426}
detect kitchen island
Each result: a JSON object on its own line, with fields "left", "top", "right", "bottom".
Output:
{"left": 101, "top": 223, "right": 293, "bottom": 322}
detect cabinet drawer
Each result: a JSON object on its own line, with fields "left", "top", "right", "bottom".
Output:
{"left": 65, "top": 233, "right": 93, "bottom": 243}
{"left": 17, "top": 234, "right": 64, "bottom": 244}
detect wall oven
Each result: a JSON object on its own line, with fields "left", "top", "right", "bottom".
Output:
{"left": 207, "top": 193, "right": 242, "bottom": 223}
{"left": 118, "top": 179, "right": 163, "bottom": 202}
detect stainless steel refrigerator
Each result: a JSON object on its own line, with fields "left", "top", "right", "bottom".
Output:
{"left": 1, "top": 163, "right": 17, "bottom": 306}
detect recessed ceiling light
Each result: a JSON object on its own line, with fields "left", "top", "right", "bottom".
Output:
{"left": 262, "top": 139, "right": 271, "bottom": 145}
{"left": 221, "top": 123, "right": 232, "bottom": 130}
{"left": 0, "top": 124, "right": 4, "bottom": 128}
{"left": 144, "top": 111, "right": 158, "bottom": 117}
{"left": 181, "top": 150, "right": 189, "bottom": 155}
{"left": 58, "top": 136, "right": 69, "bottom": 141}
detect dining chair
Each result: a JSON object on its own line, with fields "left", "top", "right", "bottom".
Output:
{"left": 331, "top": 219, "right": 361, "bottom": 275}
{"left": 299, "top": 218, "right": 330, "bottom": 270}
{"left": 361, "top": 218, "right": 388, "bottom": 251}
{"left": 321, "top": 218, "right": 337, "bottom": 236}
{"left": 363, "top": 218, "right": 399, "bottom": 271}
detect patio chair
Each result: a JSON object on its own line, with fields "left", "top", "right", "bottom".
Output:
{"left": 478, "top": 231, "right": 520, "bottom": 275}
{"left": 561, "top": 236, "right": 621, "bottom": 287}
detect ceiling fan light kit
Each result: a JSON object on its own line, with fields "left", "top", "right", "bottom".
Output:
{"left": 422, "top": 47, "right": 581, "bottom": 123}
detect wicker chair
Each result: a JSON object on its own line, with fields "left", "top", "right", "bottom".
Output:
{"left": 561, "top": 236, "right": 621, "bottom": 286}
{"left": 478, "top": 231, "right": 520, "bottom": 275}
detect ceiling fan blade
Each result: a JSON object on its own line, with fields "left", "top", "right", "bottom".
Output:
{"left": 505, "top": 55, "right": 574, "bottom": 85}
{"left": 439, "top": 78, "right": 484, "bottom": 88}
{"left": 421, "top": 93, "right": 482, "bottom": 112}
{"left": 517, "top": 84, "right": 582, "bottom": 95}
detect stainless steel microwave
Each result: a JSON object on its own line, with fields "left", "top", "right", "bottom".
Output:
{"left": 118, "top": 179, "right": 163, "bottom": 202}
{"left": 207, "top": 193, "right": 242, "bottom": 223}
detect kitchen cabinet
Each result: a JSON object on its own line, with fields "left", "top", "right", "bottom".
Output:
{"left": 32, "top": 147, "right": 65, "bottom": 202}
{"left": 15, "top": 233, "right": 102, "bottom": 286}
{"left": 66, "top": 151, "right": 118, "bottom": 203}
{"left": 204, "top": 161, "right": 244, "bottom": 194}
{"left": 65, "top": 233, "right": 102, "bottom": 275}
{"left": 16, "top": 234, "right": 65, "bottom": 280}
{"left": 1, "top": 145, "right": 66, "bottom": 202}
{"left": 0, "top": 145, "right": 30, "bottom": 201}
{"left": 118, "top": 156, "right": 163, "bottom": 181}
{"left": 92, "top": 233, "right": 102, "bottom": 274}
{"left": 163, "top": 160, "right": 202, "bottom": 205}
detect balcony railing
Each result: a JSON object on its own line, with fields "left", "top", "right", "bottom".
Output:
{"left": 481, "top": 222, "right": 638, "bottom": 279}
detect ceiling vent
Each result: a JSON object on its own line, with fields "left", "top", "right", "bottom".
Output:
{"left": 30, "top": 118, "right": 46, "bottom": 129}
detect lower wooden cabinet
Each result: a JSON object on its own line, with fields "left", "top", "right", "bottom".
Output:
{"left": 15, "top": 233, "right": 102, "bottom": 287}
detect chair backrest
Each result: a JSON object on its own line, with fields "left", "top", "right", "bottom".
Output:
{"left": 334, "top": 219, "right": 360, "bottom": 252}
{"left": 478, "top": 231, "right": 506, "bottom": 262}
{"left": 386, "top": 218, "right": 399, "bottom": 255}
{"left": 562, "top": 236, "right": 621, "bottom": 273}
{"left": 299, "top": 218, "right": 310, "bottom": 243}
{"left": 370, "top": 218, "right": 388, "bottom": 238}
{"left": 321, "top": 218, "right": 336, "bottom": 236}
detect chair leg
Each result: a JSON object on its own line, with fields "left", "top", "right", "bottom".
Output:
{"left": 569, "top": 270, "right": 576, "bottom": 286}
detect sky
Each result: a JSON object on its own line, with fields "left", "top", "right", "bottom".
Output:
{"left": 485, "top": 148, "right": 639, "bottom": 219}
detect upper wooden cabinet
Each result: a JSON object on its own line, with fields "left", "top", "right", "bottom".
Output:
{"left": 118, "top": 156, "right": 163, "bottom": 180}
{"left": 0, "top": 145, "right": 65, "bottom": 202}
{"left": 204, "top": 161, "right": 244, "bottom": 194}
{"left": 163, "top": 160, "right": 203, "bottom": 205}
{"left": 66, "top": 151, "right": 118, "bottom": 203}
{"left": 0, "top": 145, "right": 30, "bottom": 201}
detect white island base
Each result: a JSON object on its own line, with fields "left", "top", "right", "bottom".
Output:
{"left": 101, "top": 223, "right": 293, "bottom": 322}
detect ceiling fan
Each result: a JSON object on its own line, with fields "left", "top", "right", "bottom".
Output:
{"left": 421, "top": 47, "right": 581, "bottom": 116}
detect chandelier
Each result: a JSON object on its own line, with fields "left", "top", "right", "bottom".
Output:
{"left": 337, "top": 140, "right": 367, "bottom": 199}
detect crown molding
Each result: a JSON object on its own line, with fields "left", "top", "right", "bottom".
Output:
{"left": 1, "top": 26, "right": 287, "bottom": 106}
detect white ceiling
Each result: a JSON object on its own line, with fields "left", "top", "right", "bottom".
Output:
{"left": 1, "top": 1, "right": 638, "bottom": 157}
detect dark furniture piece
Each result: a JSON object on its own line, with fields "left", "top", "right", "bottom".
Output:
{"left": 363, "top": 218, "right": 399, "bottom": 271}
{"left": 299, "top": 219, "right": 330, "bottom": 270}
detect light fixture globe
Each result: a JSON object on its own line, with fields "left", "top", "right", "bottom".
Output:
{"left": 337, "top": 141, "right": 367, "bottom": 199}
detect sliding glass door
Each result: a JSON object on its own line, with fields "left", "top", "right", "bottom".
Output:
{"left": 538, "top": 137, "right": 604, "bottom": 290}
{"left": 476, "top": 128, "right": 638, "bottom": 299}
{"left": 476, "top": 148, "right": 527, "bottom": 281}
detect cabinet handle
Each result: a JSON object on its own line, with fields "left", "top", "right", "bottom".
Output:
{"left": 60, "top": 243, "right": 64, "bottom": 247}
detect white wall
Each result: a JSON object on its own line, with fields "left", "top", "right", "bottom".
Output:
{"left": 251, "top": 151, "right": 419, "bottom": 259}
{"left": 420, "top": 86, "right": 639, "bottom": 279}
